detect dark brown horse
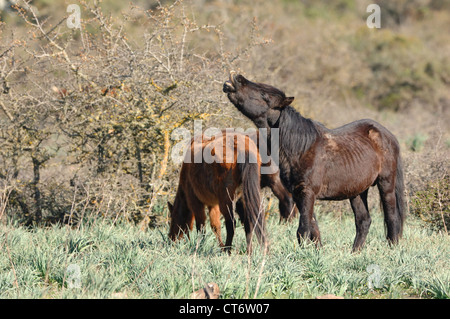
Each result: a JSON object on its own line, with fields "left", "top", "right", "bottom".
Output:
{"left": 168, "top": 131, "right": 268, "bottom": 253}
{"left": 223, "top": 73, "right": 406, "bottom": 252}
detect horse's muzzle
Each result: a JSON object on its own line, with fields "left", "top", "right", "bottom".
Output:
{"left": 223, "top": 81, "right": 235, "bottom": 93}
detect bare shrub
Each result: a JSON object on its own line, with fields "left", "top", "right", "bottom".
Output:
{"left": 411, "top": 174, "right": 449, "bottom": 233}
{"left": 0, "top": 0, "right": 268, "bottom": 225}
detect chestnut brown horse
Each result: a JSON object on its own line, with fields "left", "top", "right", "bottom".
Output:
{"left": 168, "top": 131, "right": 268, "bottom": 253}
{"left": 223, "top": 73, "right": 406, "bottom": 252}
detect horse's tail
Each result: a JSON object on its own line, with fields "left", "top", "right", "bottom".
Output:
{"left": 395, "top": 155, "right": 407, "bottom": 237}
{"left": 168, "top": 174, "right": 192, "bottom": 241}
{"left": 239, "top": 153, "right": 266, "bottom": 251}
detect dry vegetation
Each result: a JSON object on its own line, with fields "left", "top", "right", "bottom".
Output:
{"left": 0, "top": 0, "right": 449, "bottom": 232}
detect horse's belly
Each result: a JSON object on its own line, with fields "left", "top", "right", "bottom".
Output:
{"left": 195, "top": 192, "right": 219, "bottom": 207}
{"left": 318, "top": 165, "right": 378, "bottom": 200}
{"left": 316, "top": 135, "right": 382, "bottom": 199}
{"left": 189, "top": 163, "right": 237, "bottom": 206}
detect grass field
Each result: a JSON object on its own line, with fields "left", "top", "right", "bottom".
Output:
{"left": 1, "top": 205, "right": 449, "bottom": 299}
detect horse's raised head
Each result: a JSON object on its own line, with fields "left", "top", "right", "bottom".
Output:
{"left": 223, "top": 72, "right": 294, "bottom": 128}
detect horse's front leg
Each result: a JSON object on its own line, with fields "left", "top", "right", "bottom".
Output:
{"left": 294, "top": 188, "right": 321, "bottom": 247}
{"left": 208, "top": 205, "right": 224, "bottom": 248}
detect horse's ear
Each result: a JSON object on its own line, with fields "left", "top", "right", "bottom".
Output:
{"left": 167, "top": 201, "right": 174, "bottom": 212}
{"left": 281, "top": 96, "right": 294, "bottom": 108}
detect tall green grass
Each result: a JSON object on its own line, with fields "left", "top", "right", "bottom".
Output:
{"left": 0, "top": 209, "right": 449, "bottom": 299}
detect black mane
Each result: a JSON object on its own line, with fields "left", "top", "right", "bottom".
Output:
{"left": 278, "top": 106, "right": 321, "bottom": 157}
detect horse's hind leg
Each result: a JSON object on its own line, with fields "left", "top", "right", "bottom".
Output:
{"left": 236, "top": 197, "right": 255, "bottom": 254}
{"left": 350, "top": 189, "right": 371, "bottom": 252}
{"left": 377, "top": 176, "right": 401, "bottom": 245}
{"left": 235, "top": 198, "right": 245, "bottom": 223}
{"left": 219, "top": 192, "right": 236, "bottom": 254}
{"left": 208, "top": 205, "right": 224, "bottom": 248}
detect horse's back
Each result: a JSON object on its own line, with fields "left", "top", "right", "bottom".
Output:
{"left": 330, "top": 119, "right": 398, "bottom": 145}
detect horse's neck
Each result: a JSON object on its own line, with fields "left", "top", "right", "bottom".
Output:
{"left": 277, "top": 106, "right": 320, "bottom": 157}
